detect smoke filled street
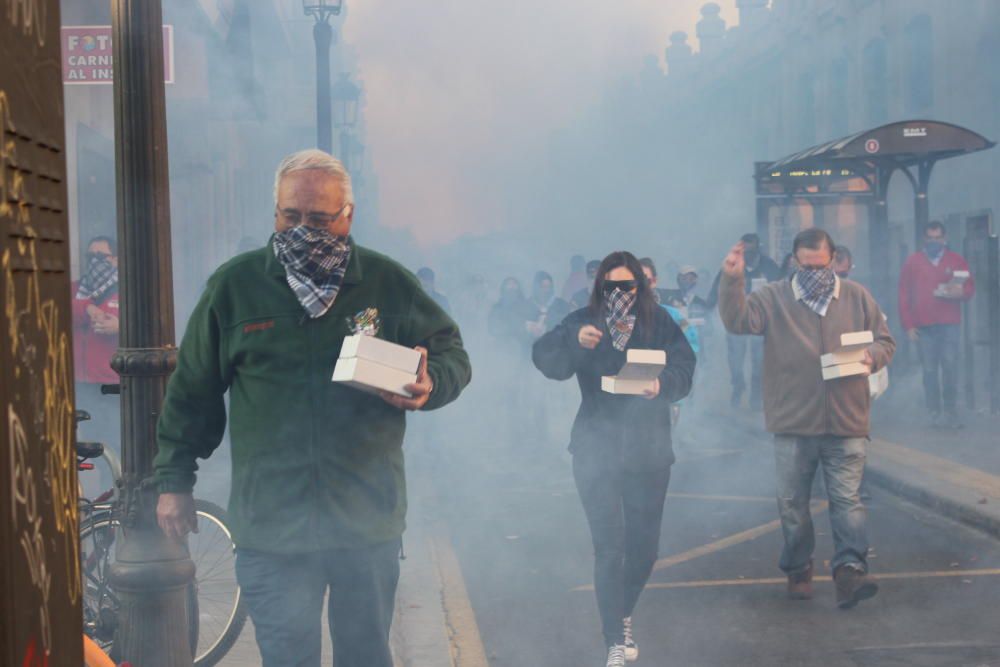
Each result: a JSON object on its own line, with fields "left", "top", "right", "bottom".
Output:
{"left": 417, "top": 411, "right": 1000, "bottom": 667}
{"left": 6, "top": 1, "right": 1000, "bottom": 667}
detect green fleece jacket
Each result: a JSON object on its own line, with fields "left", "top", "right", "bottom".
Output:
{"left": 153, "top": 238, "right": 471, "bottom": 552}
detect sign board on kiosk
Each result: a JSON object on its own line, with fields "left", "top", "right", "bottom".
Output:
{"left": 62, "top": 25, "right": 175, "bottom": 84}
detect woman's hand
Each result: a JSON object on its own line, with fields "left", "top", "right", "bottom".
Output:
{"left": 578, "top": 324, "right": 603, "bottom": 349}
{"left": 642, "top": 378, "right": 660, "bottom": 400}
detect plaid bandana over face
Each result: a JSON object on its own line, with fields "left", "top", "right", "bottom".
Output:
{"left": 605, "top": 288, "right": 637, "bottom": 351}
{"left": 795, "top": 267, "right": 836, "bottom": 316}
{"left": 76, "top": 254, "right": 118, "bottom": 304}
{"left": 273, "top": 226, "right": 352, "bottom": 319}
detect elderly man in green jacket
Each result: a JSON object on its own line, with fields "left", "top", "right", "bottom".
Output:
{"left": 719, "top": 227, "right": 894, "bottom": 610}
{"left": 153, "top": 149, "right": 471, "bottom": 667}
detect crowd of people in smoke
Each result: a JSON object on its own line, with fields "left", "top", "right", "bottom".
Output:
{"left": 69, "top": 144, "right": 978, "bottom": 667}
{"left": 414, "top": 220, "right": 974, "bottom": 435}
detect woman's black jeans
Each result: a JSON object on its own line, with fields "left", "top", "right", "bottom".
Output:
{"left": 573, "top": 451, "right": 671, "bottom": 647}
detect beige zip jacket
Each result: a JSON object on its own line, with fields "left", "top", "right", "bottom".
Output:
{"left": 719, "top": 273, "right": 894, "bottom": 437}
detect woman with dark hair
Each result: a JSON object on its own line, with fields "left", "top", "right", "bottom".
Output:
{"left": 532, "top": 251, "right": 696, "bottom": 667}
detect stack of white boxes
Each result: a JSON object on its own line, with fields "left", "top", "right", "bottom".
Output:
{"left": 601, "top": 349, "right": 667, "bottom": 395}
{"left": 820, "top": 331, "right": 874, "bottom": 380}
{"left": 332, "top": 334, "right": 421, "bottom": 397}
{"left": 934, "top": 270, "right": 970, "bottom": 297}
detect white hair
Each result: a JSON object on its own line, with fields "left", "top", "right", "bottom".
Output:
{"left": 273, "top": 149, "right": 354, "bottom": 205}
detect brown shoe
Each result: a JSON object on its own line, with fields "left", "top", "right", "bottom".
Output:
{"left": 786, "top": 562, "right": 813, "bottom": 600}
{"left": 834, "top": 565, "right": 878, "bottom": 609}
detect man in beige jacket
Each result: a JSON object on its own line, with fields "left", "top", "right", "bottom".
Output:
{"left": 719, "top": 228, "right": 894, "bottom": 609}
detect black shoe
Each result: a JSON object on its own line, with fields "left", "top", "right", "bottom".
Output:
{"left": 834, "top": 565, "right": 878, "bottom": 609}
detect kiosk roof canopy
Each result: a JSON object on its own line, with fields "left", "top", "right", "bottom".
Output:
{"left": 756, "top": 120, "right": 995, "bottom": 178}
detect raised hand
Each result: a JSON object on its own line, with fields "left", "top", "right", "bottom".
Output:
{"left": 722, "top": 242, "right": 745, "bottom": 278}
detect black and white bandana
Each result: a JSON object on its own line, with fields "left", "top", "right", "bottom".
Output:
{"left": 795, "top": 267, "right": 836, "bottom": 316}
{"left": 605, "top": 288, "right": 637, "bottom": 351}
{"left": 76, "top": 254, "right": 118, "bottom": 304}
{"left": 273, "top": 227, "right": 352, "bottom": 319}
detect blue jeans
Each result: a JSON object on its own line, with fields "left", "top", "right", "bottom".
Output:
{"left": 235, "top": 540, "right": 400, "bottom": 667}
{"left": 916, "top": 323, "right": 960, "bottom": 414}
{"left": 773, "top": 435, "right": 869, "bottom": 575}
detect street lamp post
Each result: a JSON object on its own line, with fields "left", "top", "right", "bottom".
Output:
{"left": 331, "top": 71, "right": 361, "bottom": 168}
{"left": 304, "top": 0, "right": 345, "bottom": 153}
{"left": 108, "top": 1, "right": 193, "bottom": 665}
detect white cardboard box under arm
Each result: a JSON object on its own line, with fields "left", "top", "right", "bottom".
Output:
{"left": 601, "top": 349, "right": 667, "bottom": 395}
{"left": 869, "top": 366, "right": 889, "bottom": 399}
{"left": 339, "top": 334, "right": 422, "bottom": 373}
{"left": 332, "top": 356, "right": 416, "bottom": 397}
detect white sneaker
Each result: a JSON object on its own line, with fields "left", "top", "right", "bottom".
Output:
{"left": 623, "top": 616, "right": 638, "bottom": 662}
{"left": 606, "top": 644, "right": 626, "bottom": 667}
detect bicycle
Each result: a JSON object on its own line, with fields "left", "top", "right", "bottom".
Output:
{"left": 77, "top": 409, "right": 248, "bottom": 666}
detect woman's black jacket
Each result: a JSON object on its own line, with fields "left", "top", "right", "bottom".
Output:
{"left": 532, "top": 306, "right": 696, "bottom": 470}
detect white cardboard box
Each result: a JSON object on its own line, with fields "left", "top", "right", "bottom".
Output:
{"left": 838, "top": 331, "right": 874, "bottom": 348}
{"left": 934, "top": 270, "right": 970, "bottom": 297}
{"left": 821, "top": 331, "right": 873, "bottom": 381}
{"left": 602, "top": 376, "right": 658, "bottom": 395}
{"left": 339, "top": 334, "right": 422, "bottom": 373}
{"left": 820, "top": 347, "right": 868, "bottom": 368}
{"left": 821, "top": 361, "right": 869, "bottom": 380}
{"left": 601, "top": 349, "right": 667, "bottom": 395}
{"left": 869, "top": 367, "right": 889, "bottom": 399}
{"left": 332, "top": 356, "right": 417, "bottom": 397}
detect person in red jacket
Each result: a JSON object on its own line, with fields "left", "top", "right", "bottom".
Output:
{"left": 72, "top": 236, "right": 121, "bottom": 469}
{"left": 898, "top": 221, "right": 975, "bottom": 429}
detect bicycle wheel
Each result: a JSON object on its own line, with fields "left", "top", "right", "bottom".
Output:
{"left": 191, "top": 499, "right": 248, "bottom": 667}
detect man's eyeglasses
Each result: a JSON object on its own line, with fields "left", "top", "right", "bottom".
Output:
{"left": 602, "top": 280, "right": 637, "bottom": 294}
{"left": 276, "top": 204, "right": 350, "bottom": 228}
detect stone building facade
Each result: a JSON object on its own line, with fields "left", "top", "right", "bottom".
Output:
{"left": 631, "top": 0, "right": 999, "bottom": 283}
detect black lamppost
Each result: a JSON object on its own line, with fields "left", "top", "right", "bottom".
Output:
{"left": 108, "top": 1, "right": 193, "bottom": 665}
{"left": 331, "top": 71, "right": 361, "bottom": 168}
{"left": 347, "top": 134, "right": 366, "bottom": 175}
{"left": 304, "top": 0, "right": 345, "bottom": 152}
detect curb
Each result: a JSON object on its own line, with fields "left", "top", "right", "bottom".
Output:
{"left": 864, "top": 464, "right": 1000, "bottom": 539}
{"left": 706, "top": 409, "right": 1000, "bottom": 541}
